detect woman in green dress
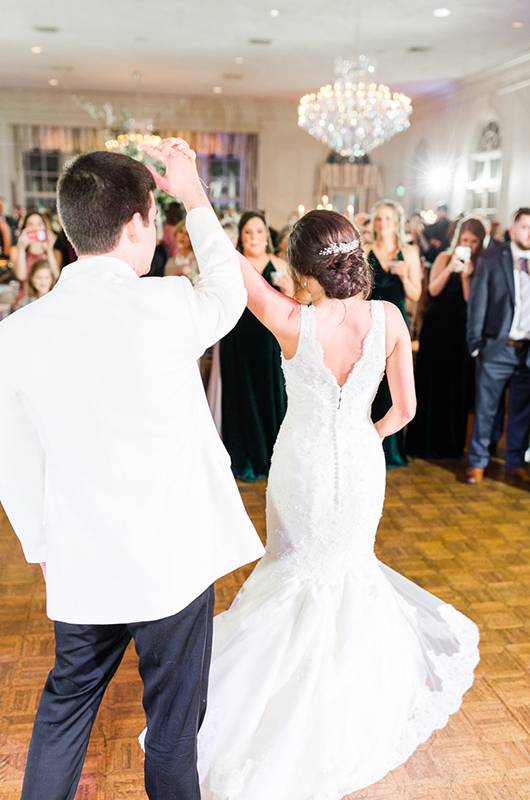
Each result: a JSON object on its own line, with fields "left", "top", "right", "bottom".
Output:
{"left": 220, "top": 211, "right": 290, "bottom": 481}
{"left": 368, "top": 201, "right": 423, "bottom": 468}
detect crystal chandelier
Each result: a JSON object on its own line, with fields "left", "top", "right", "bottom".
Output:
{"left": 298, "top": 56, "right": 412, "bottom": 159}
{"left": 105, "top": 132, "right": 161, "bottom": 153}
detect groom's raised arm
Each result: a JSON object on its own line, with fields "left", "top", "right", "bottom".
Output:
{"left": 183, "top": 207, "right": 246, "bottom": 355}
{"left": 0, "top": 379, "right": 47, "bottom": 564}
{"left": 144, "top": 138, "right": 246, "bottom": 356}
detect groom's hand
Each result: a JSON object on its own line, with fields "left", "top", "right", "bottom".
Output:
{"left": 142, "top": 138, "right": 210, "bottom": 211}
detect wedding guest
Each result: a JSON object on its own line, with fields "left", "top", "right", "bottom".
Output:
{"left": 0, "top": 196, "right": 15, "bottom": 255}
{"left": 162, "top": 200, "right": 185, "bottom": 258}
{"left": 164, "top": 220, "right": 199, "bottom": 282}
{"left": 276, "top": 224, "right": 292, "bottom": 261}
{"left": 221, "top": 205, "right": 241, "bottom": 226}
{"left": 13, "top": 204, "right": 26, "bottom": 228}
{"left": 142, "top": 242, "right": 167, "bottom": 278}
{"left": 221, "top": 220, "right": 239, "bottom": 247}
{"left": 407, "top": 217, "right": 486, "bottom": 459}
{"left": 354, "top": 212, "right": 373, "bottom": 250}
{"left": 466, "top": 207, "right": 530, "bottom": 484}
{"left": 424, "top": 203, "right": 451, "bottom": 263}
{"left": 15, "top": 260, "right": 56, "bottom": 309}
{"left": 53, "top": 227, "right": 77, "bottom": 269}
{"left": 12, "top": 212, "right": 59, "bottom": 282}
{"left": 5, "top": 201, "right": 25, "bottom": 242}
{"left": 220, "top": 211, "right": 288, "bottom": 481}
{"left": 406, "top": 211, "right": 430, "bottom": 256}
{"left": 0, "top": 256, "right": 19, "bottom": 321}
{"left": 368, "top": 200, "right": 422, "bottom": 468}
{"left": 488, "top": 221, "right": 505, "bottom": 250}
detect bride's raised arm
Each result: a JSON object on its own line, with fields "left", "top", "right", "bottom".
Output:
{"left": 237, "top": 252, "right": 301, "bottom": 358}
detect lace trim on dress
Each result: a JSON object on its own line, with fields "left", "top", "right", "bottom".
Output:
{"left": 201, "top": 602, "right": 479, "bottom": 800}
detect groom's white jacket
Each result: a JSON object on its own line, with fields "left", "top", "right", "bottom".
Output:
{"left": 0, "top": 206, "right": 264, "bottom": 624}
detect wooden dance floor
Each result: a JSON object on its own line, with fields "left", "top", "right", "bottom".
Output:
{"left": 0, "top": 458, "right": 529, "bottom": 799}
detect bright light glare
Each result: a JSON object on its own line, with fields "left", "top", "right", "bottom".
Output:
{"left": 427, "top": 167, "right": 451, "bottom": 191}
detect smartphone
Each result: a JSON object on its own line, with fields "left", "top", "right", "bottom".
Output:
{"left": 455, "top": 245, "right": 471, "bottom": 263}
{"left": 27, "top": 228, "right": 48, "bottom": 243}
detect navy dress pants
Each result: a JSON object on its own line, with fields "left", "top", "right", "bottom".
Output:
{"left": 21, "top": 585, "right": 215, "bottom": 800}
{"left": 468, "top": 341, "right": 530, "bottom": 469}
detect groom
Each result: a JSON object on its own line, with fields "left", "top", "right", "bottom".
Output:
{"left": 0, "top": 139, "right": 264, "bottom": 799}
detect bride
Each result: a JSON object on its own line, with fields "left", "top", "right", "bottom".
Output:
{"left": 140, "top": 137, "right": 479, "bottom": 796}
{"left": 194, "top": 208, "right": 479, "bottom": 800}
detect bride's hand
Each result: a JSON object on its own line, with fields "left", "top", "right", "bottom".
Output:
{"left": 141, "top": 138, "right": 204, "bottom": 205}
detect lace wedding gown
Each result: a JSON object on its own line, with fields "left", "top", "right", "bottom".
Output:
{"left": 182, "top": 300, "right": 480, "bottom": 799}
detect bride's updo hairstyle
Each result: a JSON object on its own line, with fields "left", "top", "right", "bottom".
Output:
{"left": 288, "top": 210, "right": 373, "bottom": 300}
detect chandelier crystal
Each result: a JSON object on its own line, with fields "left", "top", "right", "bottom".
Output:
{"left": 298, "top": 56, "right": 412, "bottom": 159}
{"left": 105, "top": 132, "right": 161, "bottom": 153}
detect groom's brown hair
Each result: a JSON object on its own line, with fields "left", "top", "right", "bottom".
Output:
{"left": 57, "top": 151, "right": 156, "bottom": 255}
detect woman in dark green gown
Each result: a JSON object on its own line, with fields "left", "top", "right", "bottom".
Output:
{"left": 367, "top": 201, "right": 423, "bottom": 468}
{"left": 220, "top": 212, "right": 288, "bottom": 481}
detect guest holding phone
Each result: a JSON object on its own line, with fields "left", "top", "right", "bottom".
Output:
{"left": 367, "top": 200, "right": 422, "bottom": 467}
{"left": 407, "top": 218, "right": 486, "bottom": 459}
{"left": 12, "top": 212, "right": 59, "bottom": 283}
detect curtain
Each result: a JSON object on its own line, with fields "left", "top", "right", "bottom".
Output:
{"left": 11, "top": 125, "right": 258, "bottom": 212}
{"left": 12, "top": 124, "right": 105, "bottom": 158}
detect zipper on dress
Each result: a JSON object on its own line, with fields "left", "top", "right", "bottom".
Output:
{"left": 337, "top": 387, "right": 343, "bottom": 410}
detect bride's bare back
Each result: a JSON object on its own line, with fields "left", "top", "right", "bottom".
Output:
{"left": 237, "top": 252, "right": 416, "bottom": 439}
{"left": 303, "top": 298, "right": 374, "bottom": 388}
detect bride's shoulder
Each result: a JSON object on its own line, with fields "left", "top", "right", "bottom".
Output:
{"left": 379, "top": 300, "right": 404, "bottom": 323}
{"left": 378, "top": 302, "right": 409, "bottom": 347}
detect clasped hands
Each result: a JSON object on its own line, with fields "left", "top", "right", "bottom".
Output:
{"left": 142, "top": 138, "right": 208, "bottom": 209}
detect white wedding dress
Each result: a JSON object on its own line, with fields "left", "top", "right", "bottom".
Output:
{"left": 195, "top": 300, "right": 480, "bottom": 799}
{"left": 138, "top": 300, "right": 479, "bottom": 797}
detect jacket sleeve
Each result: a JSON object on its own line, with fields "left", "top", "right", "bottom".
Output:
{"left": 181, "top": 206, "right": 247, "bottom": 357}
{"left": 0, "top": 379, "right": 46, "bottom": 563}
{"left": 466, "top": 255, "right": 489, "bottom": 356}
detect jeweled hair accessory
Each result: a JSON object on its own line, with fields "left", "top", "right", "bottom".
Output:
{"left": 318, "top": 240, "right": 359, "bottom": 257}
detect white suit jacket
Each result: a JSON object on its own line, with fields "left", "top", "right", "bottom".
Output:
{"left": 0, "top": 206, "right": 264, "bottom": 624}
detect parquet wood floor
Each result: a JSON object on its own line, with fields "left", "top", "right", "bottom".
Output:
{"left": 1, "top": 457, "right": 529, "bottom": 799}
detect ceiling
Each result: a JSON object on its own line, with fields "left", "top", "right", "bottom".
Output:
{"left": 1, "top": 0, "right": 529, "bottom": 100}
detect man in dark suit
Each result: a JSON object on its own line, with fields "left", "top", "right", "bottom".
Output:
{"left": 466, "top": 208, "right": 530, "bottom": 484}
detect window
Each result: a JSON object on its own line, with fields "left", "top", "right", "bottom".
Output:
{"left": 466, "top": 122, "right": 502, "bottom": 218}
{"left": 197, "top": 155, "right": 242, "bottom": 213}
{"left": 23, "top": 148, "right": 63, "bottom": 211}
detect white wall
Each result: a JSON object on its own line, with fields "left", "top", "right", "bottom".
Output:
{"left": 370, "top": 53, "right": 530, "bottom": 226}
{"left": 1, "top": 51, "right": 529, "bottom": 228}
